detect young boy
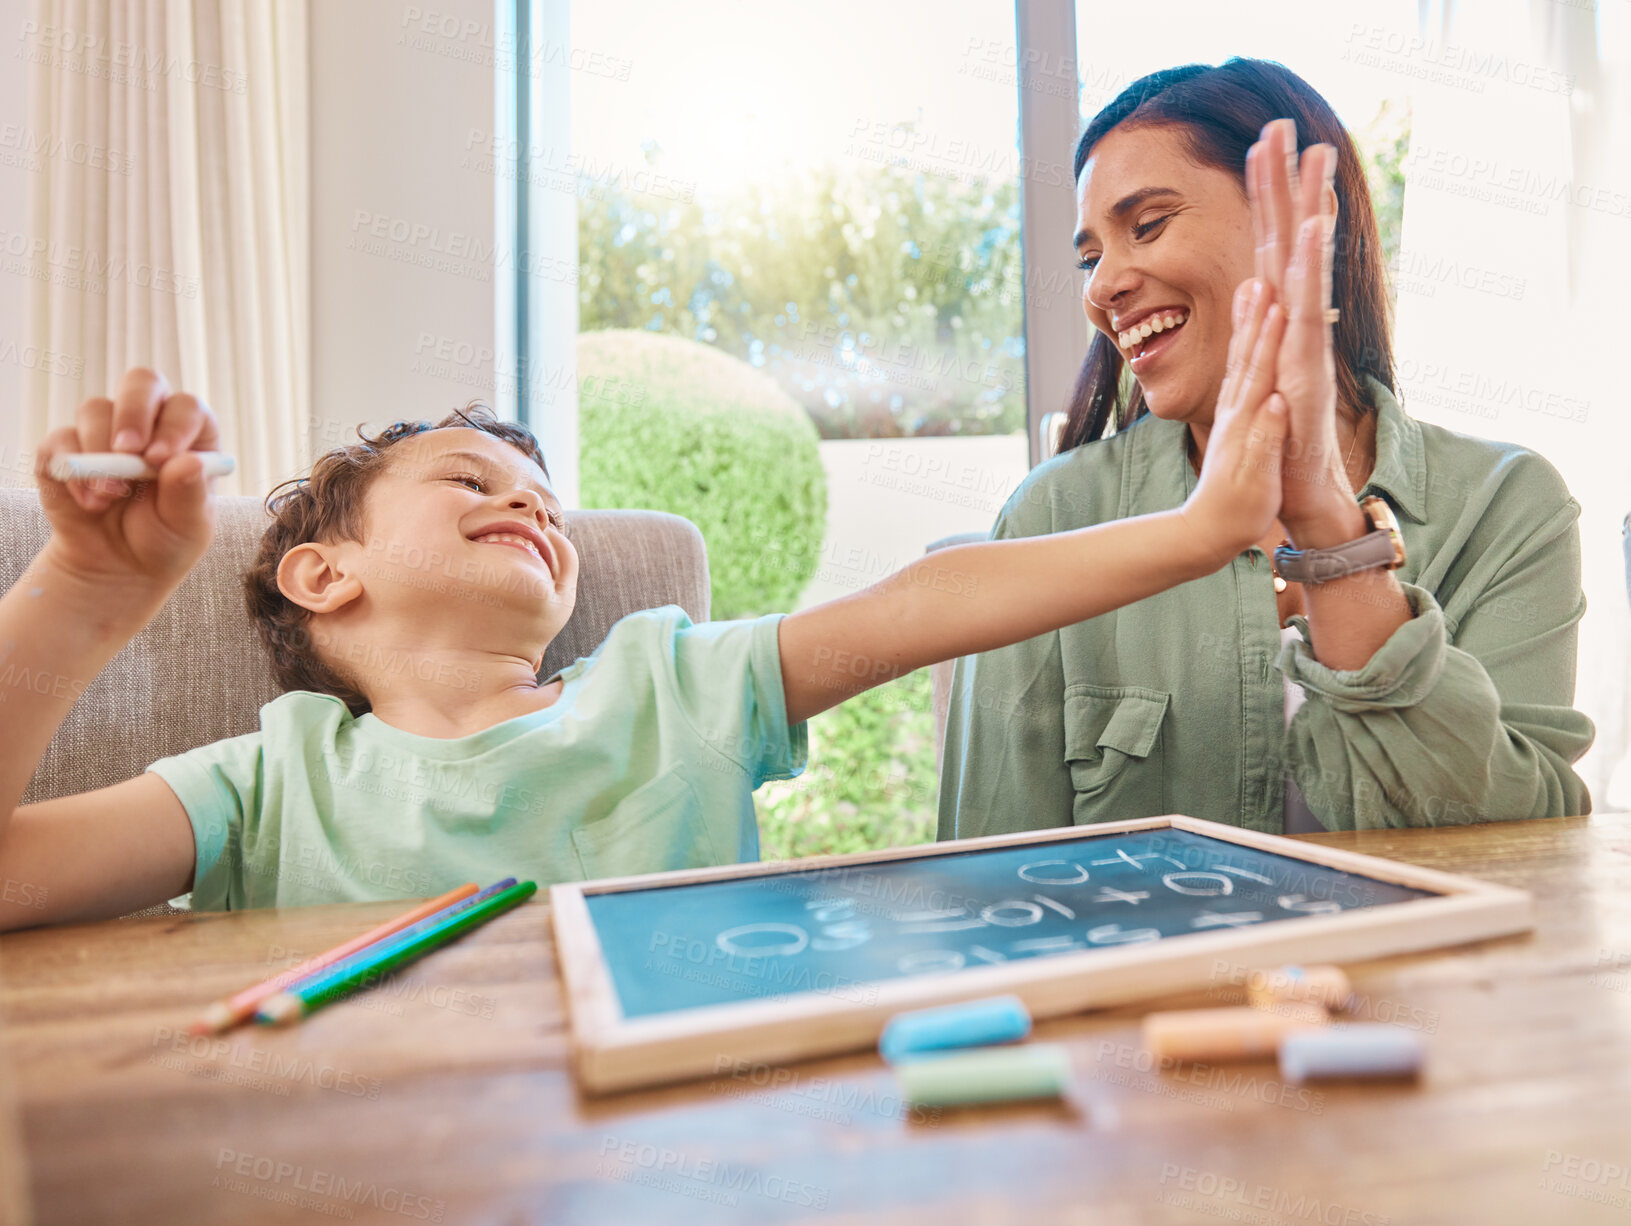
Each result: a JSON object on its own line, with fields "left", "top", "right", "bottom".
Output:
{"left": 0, "top": 284, "right": 1289, "bottom": 931}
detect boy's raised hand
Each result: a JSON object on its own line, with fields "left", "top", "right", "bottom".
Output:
{"left": 1178, "top": 277, "right": 1289, "bottom": 565}
{"left": 33, "top": 367, "right": 221, "bottom": 602}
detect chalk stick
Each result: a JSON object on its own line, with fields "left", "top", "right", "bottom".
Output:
{"left": 879, "top": 995, "right": 1031, "bottom": 1064}
{"left": 1246, "top": 964, "right": 1353, "bottom": 1012}
{"left": 1279, "top": 1025, "right": 1424, "bottom": 1082}
{"left": 894, "top": 1043, "right": 1071, "bottom": 1107}
{"left": 1143, "top": 1003, "right": 1328, "bottom": 1063}
{"left": 46, "top": 451, "right": 236, "bottom": 483}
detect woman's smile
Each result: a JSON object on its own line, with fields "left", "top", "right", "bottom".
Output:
{"left": 1076, "top": 124, "right": 1256, "bottom": 426}
{"left": 1122, "top": 311, "right": 1192, "bottom": 374}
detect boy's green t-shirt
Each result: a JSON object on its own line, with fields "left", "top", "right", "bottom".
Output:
{"left": 146, "top": 606, "right": 808, "bottom": 910}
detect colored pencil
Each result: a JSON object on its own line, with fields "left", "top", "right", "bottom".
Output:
{"left": 274, "top": 877, "right": 517, "bottom": 1000}
{"left": 190, "top": 883, "right": 481, "bottom": 1034}
{"left": 255, "top": 881, "right": 538, "bottom": 1026}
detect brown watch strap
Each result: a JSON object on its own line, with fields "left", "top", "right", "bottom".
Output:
{"left": 1273, "top": 530, "right": 1399, "bottom": 585}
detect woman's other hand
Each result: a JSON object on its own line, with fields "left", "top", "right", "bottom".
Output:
{"left": 1247, "top": 120, "right": 1358, "bottom": 544}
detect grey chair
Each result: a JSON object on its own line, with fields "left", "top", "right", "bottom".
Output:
{"left": 0, "top": 490, "right": 711, "bottom": 913}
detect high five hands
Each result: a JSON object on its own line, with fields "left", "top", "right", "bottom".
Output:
{"left": 1186, "top": 118, "right": 1355, "bottom": 564}
{"left": 1242, "top": 118, "right": 1361, "bottom": 545}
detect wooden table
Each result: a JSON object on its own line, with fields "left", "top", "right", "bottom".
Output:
{"left": 4, "top": 815, "right": 1630, "bottom": 1226}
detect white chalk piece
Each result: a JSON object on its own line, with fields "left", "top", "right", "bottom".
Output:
{"left": 879, "top": 995, "right": 1031, "bottom": 1064}
{"left": 894, "top": 1043, "right": 1071, "bottom": 1107}
{"left": 1279, "top": 1024, "right": 1424, "bottom": 1082}
{"left": 46, "top": 452, "right": 236, "bottom": 483}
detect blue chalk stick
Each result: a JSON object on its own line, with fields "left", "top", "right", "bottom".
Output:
{"left": 879, "top": 995, "right": 1031, "bottom": 1064}
{"left": 1279, "top": 1024, "right": 1424, "bottom": 1082}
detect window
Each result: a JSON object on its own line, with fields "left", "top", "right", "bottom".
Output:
{"left": 566, "top": 1, "right": 1034, "bottom": 857}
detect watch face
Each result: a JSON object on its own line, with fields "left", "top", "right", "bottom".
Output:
{"left": 1360, "top": 496, "right": 1406, "bottom": 569}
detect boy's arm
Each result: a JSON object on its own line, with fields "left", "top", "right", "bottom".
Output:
{"left": 0, "top": 368, "right": 220, "bottom": 924}
{"left": 778, "top": 511, "right": 1218, "bottom": 724}
{"left": 779, "top": 281, "right": 1290, "bottom": 726}
{"left": 0, "top": 544, "right": 178, "bottom": 824}
{"left": 0, "top": 776, "right": 197, "bottom": 931}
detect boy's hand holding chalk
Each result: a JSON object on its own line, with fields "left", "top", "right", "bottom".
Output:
{"left": 47, "top": 451, "right": 236, "bottom": 484}
{"left": 32, "top": 367, "right": 226, "bottom": 613}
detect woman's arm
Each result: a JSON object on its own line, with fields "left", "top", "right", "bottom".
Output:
{"left": 1248, "top": 120, "right": 1415, "bottom": 669}
{"left": 1283, "top": 470, "right": 1593, "bottom": 827}
{"left": 1248, "top": 121, "right": 1591, "bottom": 822}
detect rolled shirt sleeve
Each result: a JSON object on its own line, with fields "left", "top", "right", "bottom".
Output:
{"left": 1281, "top": 492, "right": 1594, "bottom": 828}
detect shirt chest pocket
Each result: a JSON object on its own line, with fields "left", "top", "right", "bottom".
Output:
{"left": 1063, "top": 684, "right": 1171, "bottom": 823}
{"left": 570, "top": 771, "right": 721, "bottom": 881}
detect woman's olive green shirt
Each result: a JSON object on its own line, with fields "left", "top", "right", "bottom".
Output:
{"left": 938, "top": 376, "right": 1595, "bottom": 836}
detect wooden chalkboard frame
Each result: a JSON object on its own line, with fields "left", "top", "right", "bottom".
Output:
{"left": 550, "top": 815, "right": 1531, "bottom": 1094}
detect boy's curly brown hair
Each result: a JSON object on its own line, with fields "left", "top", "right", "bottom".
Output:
{"left": 243, "top": 404, "right": 551, "bottom": 717}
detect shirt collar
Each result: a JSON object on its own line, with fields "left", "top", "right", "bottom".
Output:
{"left": 1359, "top": 374, "right": 1428, "bottom": 523}
{"left": 1131, "top": 373, "right": 1427, "bottom": 524}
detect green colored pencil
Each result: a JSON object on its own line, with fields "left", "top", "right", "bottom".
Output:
{"left": 256, "top": 880, "right": 537, "bottom": 1025}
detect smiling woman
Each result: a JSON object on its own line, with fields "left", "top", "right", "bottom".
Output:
{"left": 1061, "top": 62, "right": 1392, "bottom": 453}
{"left": 939, "top": 57, "right": 1596, "bottom": 838}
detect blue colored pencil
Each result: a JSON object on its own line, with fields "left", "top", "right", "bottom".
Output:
{"left": 274, "top": 877, "right": 516, "bottom": 999}
{"left": 256, "top": 880, "right": 537, "bottom": 1025}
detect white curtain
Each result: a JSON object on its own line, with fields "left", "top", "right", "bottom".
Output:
{"left": 22, "top": 0, "right": 309, "bottom": 496}
{"left": 1399, "top": 0, "right": 1630, "bottom": 806}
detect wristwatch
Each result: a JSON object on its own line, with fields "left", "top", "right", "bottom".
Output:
{"left": 1273, "top": 496, "right": 1406, "bottom": 585}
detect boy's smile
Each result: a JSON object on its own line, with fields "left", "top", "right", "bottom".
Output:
{"left": 468, "top": 524, "right": 552, "bottom": 568}
{"left": 274, "top": 426, "right": 581, "bottom": 738}
{"left": 372, "top": 428, "right": 576, "bottom": 610}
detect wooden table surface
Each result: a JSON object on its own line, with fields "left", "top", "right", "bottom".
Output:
{"left": 4, "top": 815, "right": 1631, "bottom": 1226}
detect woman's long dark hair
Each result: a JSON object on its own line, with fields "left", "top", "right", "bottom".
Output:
{"left": 1059, "top": 57, "right": 1395, "bottom": 452}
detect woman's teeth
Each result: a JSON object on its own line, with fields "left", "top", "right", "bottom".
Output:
{"left": 1118, "top": 310, "right": 1189, "bottom": 353}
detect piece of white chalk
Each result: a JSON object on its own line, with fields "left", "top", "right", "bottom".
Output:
{"left": 1278, "top": 1024, "right": 1424, "bottom": 1082}
{"left": 47, "top": 452, "right": 236, "bottom": 483}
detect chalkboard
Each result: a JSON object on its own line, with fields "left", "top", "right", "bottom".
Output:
{"left": 551, "top": 816, "right": 1531, "bottom": 1093}
{"left": 586, "top": 826, "right": 1437, "bottom": 1019}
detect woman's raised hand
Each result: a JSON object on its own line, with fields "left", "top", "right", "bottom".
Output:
{"left": 1246, "top": 118, "right": 1336, "bottom": 304}
{"left": 1180, "top": 276, "right": 1289, "bottom": 563}
{"left": 1246, "top": 119, "right": 1353, "bottom": 539}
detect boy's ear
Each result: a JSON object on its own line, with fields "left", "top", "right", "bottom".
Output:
{"left": 276, "top": 543, "right": 364, "bottom": 614}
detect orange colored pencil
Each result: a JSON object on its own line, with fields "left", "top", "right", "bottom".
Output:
{"left": 189, "top": 883, "right": 480, "bottom": 1034}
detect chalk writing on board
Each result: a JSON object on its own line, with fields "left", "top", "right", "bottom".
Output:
{"left": 587, "top": 828, "right": 1437, "bottom": 1019}
{"left": 715, "top": 859, "right": 1301, "bottom": 962}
